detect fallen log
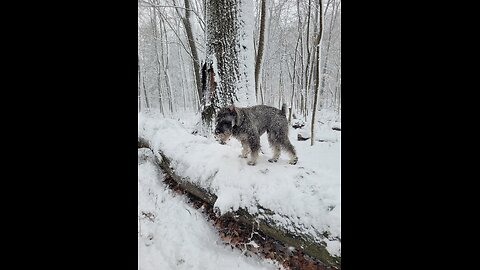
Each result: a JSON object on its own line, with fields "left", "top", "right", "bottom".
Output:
{"left": 138, "top": 137, "right": 340, "bottom": 269}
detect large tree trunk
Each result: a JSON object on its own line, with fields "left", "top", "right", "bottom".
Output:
{"left": 138, "top": 137, "right": 341, "bottom": 269}
{"left": 201, "top": 0, "right": 256, "bottom": 128}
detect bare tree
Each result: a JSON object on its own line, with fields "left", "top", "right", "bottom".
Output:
{"left": 138, "top": 0, "right": 340, "bottom": 120}
{"left": 138, "top": 54, "right": 150, "bottom": 111}
{"left": 138, "top": 55, "right": 142, "bottom": 112}
{"left": 150, "top": 7, "right": 164, "bottom": 116}
{"left": 288, "top": 35, "right": 300, "bottom": 123}
{"left": 255, "top": 0, "right": 266, "bottom": 104}
{"left": 159, "top": 14, "right": 174, "bottom": 113}
{"left": 311, "top": 0, "right": 323, "bottom": 146}
{"left": 173, "top": 0, "right": 203, "bottom": 111}
{"left": 320, "top": 0, "right": 339, "bottom": 101}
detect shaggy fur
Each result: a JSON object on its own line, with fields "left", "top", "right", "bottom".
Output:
{"left": 214, "top": 104, "right": 298, "bottom": 166}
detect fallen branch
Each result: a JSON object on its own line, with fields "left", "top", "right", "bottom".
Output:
{"left": 138, "top": 137, "right": 340, "bottom": 269}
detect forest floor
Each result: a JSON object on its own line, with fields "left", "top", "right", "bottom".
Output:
{"left": 138, "top": 152, "right": 280, "bottom": 270}
{"left": 138, "top": 109, "right": 341, "bottom": 269}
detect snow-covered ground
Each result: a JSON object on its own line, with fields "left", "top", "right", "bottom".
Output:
{"left": 138, "top": 149, "right": 279, "bottom": 270}
{"left": 138, "top": 109, "right": 341, "bottom": 259}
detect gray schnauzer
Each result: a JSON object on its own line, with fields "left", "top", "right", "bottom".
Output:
{"left": 214, "top": 104, "right": 298, "bottom": 166}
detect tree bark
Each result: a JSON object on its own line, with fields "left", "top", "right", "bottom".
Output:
{"left": 181, "top": 0, "right": 202, "bottom": 111}
{"left": 255, "top": 0, "right": 266, "bottom": 103}
{"left": 288, "top": 35, "right": 300, "bottom": 123}
{"left": 311, "top": 0, "right": 323, "bottom": 146}
{"left": 202, "top": 0, "right": 256, "bottom": 129}
{"left": 159, "top": 15, "right": 174, "bottom": 113}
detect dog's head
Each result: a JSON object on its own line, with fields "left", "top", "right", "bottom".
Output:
{"left": 214, "top": 105, "right": 243, "bottom": 144}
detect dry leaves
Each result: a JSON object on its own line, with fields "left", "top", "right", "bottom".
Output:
{"left": 162, "top": 173, "right": 338, "bottom": 270}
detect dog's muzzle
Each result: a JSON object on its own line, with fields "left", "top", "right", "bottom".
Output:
{"left": 214, "top": 131, "right": 231, "bottom": 145}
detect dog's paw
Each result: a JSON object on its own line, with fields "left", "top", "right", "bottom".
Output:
{"left": 247, "top": 161, "right": 256, "bottom": 166}
{"left": 239, "top": 154, "right": 248, "bottom": 158}
{"left": 268, "top": 158, "right": 278, "bottom": 163}
{"left": 289, "top": 157, "right": 298, "bottom": 165}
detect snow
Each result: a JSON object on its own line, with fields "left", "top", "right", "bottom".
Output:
{"left": 138, "top": 149, "right": 279, "bottom": 270}
{"left": 138, "top": 109, "right": 341, "bottom": 258}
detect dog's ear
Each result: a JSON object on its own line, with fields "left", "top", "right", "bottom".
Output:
{"left": 233, "top": 107, "right": 244, "bottom": 127}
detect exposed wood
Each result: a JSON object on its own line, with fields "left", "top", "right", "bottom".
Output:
{"left": 138, "top": 137, "right": 341, "bottom": 269}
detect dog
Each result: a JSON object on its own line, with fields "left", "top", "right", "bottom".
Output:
{"left": 214, "top": 104, "right": 298, "bottom": 166}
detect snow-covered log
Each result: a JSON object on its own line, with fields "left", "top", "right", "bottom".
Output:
{"left": 138, "top": 137, "right": 340, "bottom": 269}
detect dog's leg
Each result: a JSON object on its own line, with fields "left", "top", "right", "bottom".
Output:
{"left": 267, "top": 133, "right": 281, "bottom": 163}
{"left": 247, "top": 137, "right": 260, "bottom": 166}
{"left": 248, "top": 150, "right": 259, "bottom": 166}
{"left": 239, "top": 140, "right": 250, "bottom": 158}
{"left": 268, "top": 145, "right": 281, "bottom": 163}
{"left": 282, "top": 140, "right": 298, "bottom": 165}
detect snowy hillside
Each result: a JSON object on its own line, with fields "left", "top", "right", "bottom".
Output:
{"left": 138, "top": 149, "right": 279, "bottom": 270}
{"left": 138, "top": 111, "right": 341, "bottom": 258}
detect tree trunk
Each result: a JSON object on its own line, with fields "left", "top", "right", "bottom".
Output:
{"left": 304, "top": 0, "right": 312, "bottom": 95}
{"left": 255, "top": 0, "right": 266, "bottom": 103}
{"left": 159, "top": 15, "right": 174, "bottom": 114}
{"left": 177, "top": 46, "right": 188, "bottom": 111}
{"left": 202, "top": 0, "right": 256, "bottom": 128}
{"left": 151, "top": 7, "right": 164, "bottom": 116}
{"left": 138, "top": 55, "right": 142, "bottom": 112}
{"left": 142, "top": 74, "right": 150, "bottom": 109}
{"left": 288, "top": 35, "right": 300, "bottom": 123}
{"left": 311, "top": 0, "right": 323, "bottom": 146}
{"left": 182, "top": 0, "right": 202, "bottom": 111}
{"left": 138, "top": 54, "right": 150, "bottom": 110}
{"left": 320, "top": 0, "right": 339, "bottom": 103}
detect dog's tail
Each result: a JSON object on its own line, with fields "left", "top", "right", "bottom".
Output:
{"left": 280, "top": 103, "right": 287, "bottom": 116}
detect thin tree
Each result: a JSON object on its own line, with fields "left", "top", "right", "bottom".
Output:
{"left": 288, "top": 35, "right": 301, "bottom": 123}
{"left": 172, "top": 0, "right": 203, "bottom": 111}
{"left": 303, "top": 0, "right": 312, "bottom": 120}
{"left": 138, "top": 55, "right": 142, "bottom": 112}
{"left": 151, "top": 7, "right": 164, "bottom": 116}
{"left": 311, "top": 0, "right": 323, "bottom": 146}
{"left": 255, "top": 0, "right": 266, "bottom": 104}
{"left": 138, "top": 54, "right": 150, "bottom": 111}
{"left": 159, "top": 14, "right": 174, "bottom": 113}
{"left": 320, "top": 0, "right": 339, "bottom": 104}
